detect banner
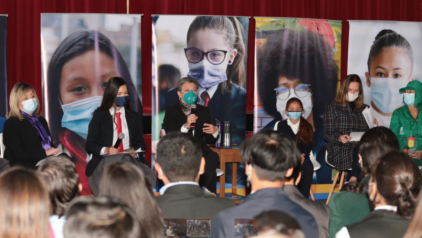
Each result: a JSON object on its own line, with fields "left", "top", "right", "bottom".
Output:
{"left": 255, "top": 18, "right": 342, "bottom": 196}
{"left": 348, "top": 21, "right": 422, "bottom": 127}
{"left": 0, "top": 15, "right": 7, "bottom": 118}
{"left": 41, "top": 13, "right": 142, "bottom": 195}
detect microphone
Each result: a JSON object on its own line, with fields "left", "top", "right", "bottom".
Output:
{"left": 190, "top": 104, "right": 197, "bottom": 128}
{"left": 114, "top": 133, "right": 125, "bottom": 149}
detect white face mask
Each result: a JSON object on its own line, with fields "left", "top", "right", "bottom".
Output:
{"left": 370, "top": 77, "right": 410, "bottom": 114}
{"left": 276, "top": 89, "right": 313, "bottom": 119}
{"left": 347, "top": 92, "right": 359, "bottom": 102}
{"left": 187, "top": 60, "right": 228, "bottom": 88}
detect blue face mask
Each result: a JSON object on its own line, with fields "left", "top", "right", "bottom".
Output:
{"left": 116, "top": 96, "right": 129, "bottom": 107}
{"left": 370, "top": 77, "right": 409, "bottom": 113}
{"left": 22, "top": 98, "right": 38, "bottom": 114}
{"left": 61, "top": 96, "right": 103, "bottom": 139}
{"left": 187, "top": 60, "right": 228, "bottom": 88}
{"left": 403, "top": 93, "right": 415, "bottom": 106}
{"left": 182, "top": 91, "right": 198, "bottom": 105}
{"left": 287, "top": 111, "right": 302, "bottom": 120}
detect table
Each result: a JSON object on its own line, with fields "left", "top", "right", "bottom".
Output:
{"left": 210, "top": 147, "right": 242, "bottom": 203}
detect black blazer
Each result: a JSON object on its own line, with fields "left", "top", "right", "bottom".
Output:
{"left": 347, "top": 210, "right": 410, "bottom": 238}
{"left": 85, "top": 108, "right": 146, "bottom": 176}
{"left": 276, "top": 120, "right": 313, "bottom": 157}
{"left": 3, "top": 116, "right": 53, "bottom": 167}
{"left": 156, "top": 184, "right": 235, "bottom": 219}
{"left": 163, "top": 103, "right": 217, "bottom": 152}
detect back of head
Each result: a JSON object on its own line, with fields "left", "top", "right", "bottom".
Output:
{"left": 64, "top": 196, "right": 140, "bottom": 238}
{"left": 241, "top": 130, "right": 300, "bottom": 182}
{"left": 254, "top": 210, "right": 305, "bottom": 238}
{"left": 38, "top": 155, "right": 80, "bottom": 217}
{"left": 373, "top": 152, "right": 421, "bottom": 218}
{"left": 0, "top": 167, "right": 50, "bottom": 238}
{"left": 99, "top": 161, "right": 163, "bottom": 238}
{"left": 157, "top": 132, "right": 202, "bottom": 182}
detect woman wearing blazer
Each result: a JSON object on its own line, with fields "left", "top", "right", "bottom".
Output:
{"left": 163, "top": 77, "right": 220, "bottom": 193}
{"left": 3, "top": 83, "right": 60, "bottom": 167}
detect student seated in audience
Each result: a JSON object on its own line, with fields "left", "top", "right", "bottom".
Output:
{"left": 211, "top": 130, "right": 318, "bottom": 238}
{"left": 0, "top": 167, "right": 50, "bottom": 238}
{"left": 64, "top": 196, "right": 140, "bottom": 238}
{"left": 404, "top": 193, "right": 422, "bottom": 238}
{"left": 254, "top": 210, "right": 306, "bottom": 238}
{"left": 99, "top": 161, "right": 164, "bottom": 238}
{"left": 336, "top": 152, "right": 421, "bottom": 238}
{"left": 329, "top": 126, "right": 400, "bottom": 237}
{"left": 284, "top": 166, "right": 329, "bottom": 238}
{"left": 155, "top": 132, "right": 234, "bottom": 219}
{"left": 37, "top": 155, "right": 81, "bottom": 238}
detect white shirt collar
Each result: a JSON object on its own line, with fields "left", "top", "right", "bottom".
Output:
{"left": 287, "top": 118, "right": 300, "bottom": 134}
{"left": 109, "top": 106, "right": 125, "bottom": 116}
{"left": 375, "top": 205, "right": 397, "bottom": 212}
{"left": 159, "top": 181, "right": 199, "bottom": 195}
{"left": 198, "top": 85, "right": 219, "bottom": 100}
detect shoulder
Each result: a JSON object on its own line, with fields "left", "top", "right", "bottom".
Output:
{"left": 93, "top": 109, "right": 110, "bottom": 117}
{"left": 229, "top": 83, "right": 246, "bottom": 96}
{"left": 5, "top": 116, "right": 22, "bottom": 126}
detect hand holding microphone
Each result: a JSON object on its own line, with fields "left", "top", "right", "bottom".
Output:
{"left": 105, "top": 133, "right": 125, "bottom": 155}
{"left": 185, "top": 104, "right": 198, "bottom": 129}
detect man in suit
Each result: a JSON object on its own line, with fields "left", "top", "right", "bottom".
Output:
{"left": 155, "top": 132, "right": 235, "bottom": 219}
{"left": 283, "top": 165, "right": 330, "bottom": 238}
{"left": 211, "top": 130, "right": 318, "bottom": 238}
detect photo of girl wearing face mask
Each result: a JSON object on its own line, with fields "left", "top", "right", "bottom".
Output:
{"left": 365, "top": 29, "right": 414, "bottom": 127}
{"left": 46, "top": 30, "right": 143, "bottom": 195}
{"left": 164, "top": 16, "right": 246, "bottom": 146}
{"left": 390, "top": 80, "right": 422, "bottom": 166}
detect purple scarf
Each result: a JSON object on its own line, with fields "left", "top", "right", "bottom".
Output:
{"left": 21, "top": 111, "right": 52, "bottom": 150}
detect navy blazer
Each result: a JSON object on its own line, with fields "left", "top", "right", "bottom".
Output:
{"left": 210, "top": 188, "right": 318, "bottom": 238}
{"left": 165, "top": 83, "right": 246, "bottom": 145}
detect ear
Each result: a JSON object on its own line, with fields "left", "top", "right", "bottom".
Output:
{"left": 177, "top": 91, "right": 182, "bottom": 99}
{"left": 365, "top": 72, "right": 371, "bottom": 87}
{"left": 285, "top": 167, "right": 294, "bottom": 178}
{"left": 245, "top": 162, "right": 252, "bottom": 174}
{"left": 78, "top": 183, "right": 83, "bottom": 193}
{"left": 295, "top": 172, "right": 302, "bottom": 185}
{"left": 228, "top": 49, "right": 238, "bottom": 65}
{"left": 155, "top": 163, "right": 164, "bottom": 181}
{"left": 358, "top": 154, "right": 363, "bottom": 168}
{"left": 198, "top": 157, "right": 205, "bottom": 176}
{"left": 411, "top": 77, "right": 415, "bottom": 81}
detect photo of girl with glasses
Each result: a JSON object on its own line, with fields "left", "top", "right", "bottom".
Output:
{"left": 164, "top": 16, "right": 247, "bottom": 145}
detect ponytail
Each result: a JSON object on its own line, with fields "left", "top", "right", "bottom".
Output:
{"left": 396, "top": 186, "right": 419, "bottom": 219}
{"left": 296, "top": 117, "right": 313, "bottom": 145}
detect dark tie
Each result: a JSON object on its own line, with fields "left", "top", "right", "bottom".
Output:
{"left": 201, "top": 91, "right": 210, "bottom": 107}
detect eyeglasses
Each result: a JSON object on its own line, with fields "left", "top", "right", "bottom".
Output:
{"left": 184, "top": 48, "right": 228, "bottom": 65}
{"left": 274, "top": 84, "right": 312, "bottom": 100}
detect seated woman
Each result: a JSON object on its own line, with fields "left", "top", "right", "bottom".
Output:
{"left": 336, "top": 151, "right": 421, "bottom": 238}
{"left": 4, "top": 82, "right": 60, "bottom": 167}
{"left": 162, "top": 77, "right": 219, "bottom": 193}
{"left": 275, "top": 98, "right": 314, "bottom": 198}
{"left": 85, "top": 77, "right": 152, "bottom": 195}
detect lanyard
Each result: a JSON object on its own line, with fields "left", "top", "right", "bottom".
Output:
{"left": 409, "top": 109, "right": 419, "bottom": 137}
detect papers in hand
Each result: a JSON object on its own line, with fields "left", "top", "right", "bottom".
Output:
{"left": 350, "top": 132, "right": 365, "bottom": 142}
{"left": 103, "top": 148, "right": 144, "bottom": 157}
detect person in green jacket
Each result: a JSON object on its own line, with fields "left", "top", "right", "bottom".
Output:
{"left": 390, "top": 80, "right": 422, "bottom": 168}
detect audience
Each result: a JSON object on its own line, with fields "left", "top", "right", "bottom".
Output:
{"left": 328, "top": 126, "right": 400, "bottom": 237}
{"left": 404, "top": 193, "right": 422, "bottom": 238}
{"left": 155, "top": 132, "right": 235, "bottom": 219}
{"left": 0, "top": 167, "right": 51, "bottom": 238}
{"left": 64, "top": 196, "right": 140, "bottom": 238}
{"left": 253, "top": 210, "right": 305, "bottom": 238}
{"left": 211, "top": 130, "right": 318, "bottom": 238}
{"left": 38, "top": 155, "right": 81, "bottom": 238}
{"left": 336, "top": 151, "right": 421, "bottom": 238}
{"left": 99, "top": 161, "right": 164, "bottom": 238}
{"left": 284, "top": 166, "right": 329, "bottom": 238}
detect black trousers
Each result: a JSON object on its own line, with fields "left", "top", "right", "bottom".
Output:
{"left": 348, "top": 146, "right": 361, "bottom": 179}
{"left": 199, "top": 149, "right": 219, "bottom": 193}
{"left": 297, "top": 156, "right": 314, "bottom": 198}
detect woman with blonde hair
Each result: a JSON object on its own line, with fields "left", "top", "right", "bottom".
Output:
{"left": 0, "top": 167, "right": 51, "bottom": 238}
{"left": 3, "top": 82, "right": 60, "bottom": 167}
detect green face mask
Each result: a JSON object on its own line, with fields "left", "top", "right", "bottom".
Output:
{"left": 182, "top": 91, "right": 198, "bottom": 105}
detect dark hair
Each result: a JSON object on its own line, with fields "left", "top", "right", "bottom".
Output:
{"left": 47, "top": 30, "right": 142, "bottom": 144}
{"left": 286, "top": 98, "right": 313, "bottom": 145}
{"left": 334, "top": 74, "right": 365, "bottom": 110}
{"left": 187, "top": 16, "right": 245, "bottom": 94}
{"left": 240, "top": 130, "right": 300, "bottom": 181}
{"left": 257, "top": 29, "right": 338, "bottom": 120}
{"left": 156, "top": 132, "right": 203, "bottom": 182}
{"left": 254, "top": 210, "right": 304, "bottom": 238}
{"left": 158, "top": 64, "right": 181, "bottom": 88}
{"left": 176, "top": 77, "right": 199, "bottom": 92}
{"left": 372, "top": 152, "right": 421, "bottom": 219}
{"left": 64, "top": 196, "right": 140, "bottom": 238}
{"left": 98, "top": 77, "right": 129, "bottom": 111}
{"left": 99, "top": 161, "right": 163, "bottom": 238}
{"left": 37, "top": 155, "right": 80, "bottom": 217}
{"left": 367, "top": 29, "right": 413, "bottom": 73}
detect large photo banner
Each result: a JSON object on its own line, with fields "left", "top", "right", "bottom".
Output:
{"left": 151, "top": 15, "right": 250, "bottom": 191}
{"left": 41, "top": 13, "right": 142, "bottom": 195}
{"left": 348, "top": 21, "right": 422, "bottom": 127}
{"left": 254, "top": 17, "right": 342, "bottom": 194}
{"left": 0, "top": 15, "right": 7, "bottom": 118}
